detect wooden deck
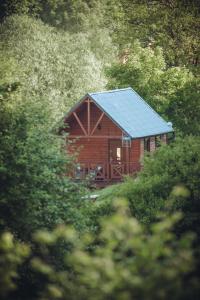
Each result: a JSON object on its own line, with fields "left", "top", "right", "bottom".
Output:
{"left": 72, "top": 161, "right": 141, "bottom": 186}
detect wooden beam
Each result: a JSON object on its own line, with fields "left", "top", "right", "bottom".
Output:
{"left": 68, "top": 135, "right": 122, "bottom": 139}
{"left": 126, "top": 146, "right": 130, "bottom": 174}
{"left": 87, "top": 99, "right": 90, "bottom": 135}
{"left": 73, "top": 112, "right": 87, "bottom": 136}
{"left": 91, "top": 112, "right": 104, "bottom": 135}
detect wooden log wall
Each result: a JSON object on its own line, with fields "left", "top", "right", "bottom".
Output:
{"left": 67, "top": 102, "right": 122, "bottom": 137}
{"left": 130, "top": 139, "right": 141, "bottom": 162}
{"left": 69, "top": 138, "right": 108, "bottom": 162}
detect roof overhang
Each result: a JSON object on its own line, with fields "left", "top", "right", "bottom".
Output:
{"left": 63, "top": 92, "right": 174, "bottom": 139}
{"left": 64, "top": 93, "right": 131, "bottom": 138}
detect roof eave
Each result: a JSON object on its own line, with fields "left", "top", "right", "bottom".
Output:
{"left": 130, "top": 129, "right": 174, "bottom": 139}
{"left": 63, "top": 91, "right": 174, "bottom": 140}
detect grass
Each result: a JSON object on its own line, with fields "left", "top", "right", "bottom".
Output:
{"left": 91, "top": 182, "right": 122, "bottom": 201}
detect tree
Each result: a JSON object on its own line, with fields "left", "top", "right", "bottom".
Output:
{"left": 1, "top": 1, "right": 199, "bottom": 71}
{"left": 101, "top": 136, "right": 200, "bottom": 239}
{"left": 115, "top": 0, "right": 200, "bottom": 69}
{"left": 0, "top": 55, "right": 88, "bottom": 240}
{"left": 0, "top": 0, "right": 39, "bottom": 20}
{"left": 106, "top": 41, "right": 192, "bottom": 114}
{"left": 167, "top": 78, "right": 200, "bottom": 135}
{"left": 0, "top": 15, "right": 109, "bottom": 116}
{"left": 0, "top": 232, "right": 30, "bottom": 298}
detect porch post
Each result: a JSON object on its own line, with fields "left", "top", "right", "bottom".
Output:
{"left": 150, "top": 136, "right": 156, "bottom": 152}
{"left": 140, "top": 138, "right": 144, "bottom": 160}
{"left": 125, "top": 146, "right": 129, "bottom": 174}
{"left": 87, "top": 99, "right": 90, "bottom": 135}
{"left": 161, "top": 134, "right": 167, "bottom": 144}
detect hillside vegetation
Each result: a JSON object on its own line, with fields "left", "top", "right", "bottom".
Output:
{"left": 0, "top": 1, "right": 200, "bottom": 299}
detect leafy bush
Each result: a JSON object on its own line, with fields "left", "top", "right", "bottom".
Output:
{"left": 0, "top": 232, "right": 30, "bottom": 298}
{"left": 0, "top": 15, "right": 108, "bottom": 115}
{"left": 0, "top": 60, "right": 88, "bottom": 240}
{"left": 106, "top": 41, "right": 192, "bottom": 114}
{"left": 101, "top": 136, "right": 200, "bottom": 240}
{"left": 1, "top": 200, "right": 199, "bottom": 300}
{"left": 167, "top": 78, "right": 200, "bottom": 135}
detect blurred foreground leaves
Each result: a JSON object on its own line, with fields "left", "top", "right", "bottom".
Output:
{"left": 0, "top": 199, "right": 198, "bottom": 300}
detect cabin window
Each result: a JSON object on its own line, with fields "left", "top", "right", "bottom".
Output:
{"left": 116, "top": 147, "right": 121, "bottom": 161}
{"left": 144, "top": 138, "right": 150, "bottom": 152}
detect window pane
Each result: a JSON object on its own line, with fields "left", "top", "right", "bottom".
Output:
{"left": 116, "top": 147, "right": 121, "bottom": 160}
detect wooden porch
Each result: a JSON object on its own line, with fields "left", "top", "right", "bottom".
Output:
{"left": 73, "top": 161, "right": 141, "bottom": 185}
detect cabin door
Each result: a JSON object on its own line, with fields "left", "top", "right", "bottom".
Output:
{"left": 109, "top": 140, "right": 123, "bottom": 163}
{"left": 109, "top": 140, "right": 124, "bottom": 180}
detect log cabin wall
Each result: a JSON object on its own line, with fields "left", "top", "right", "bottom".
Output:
{"left": 66, "top": 100, "right": 143, "bottom": 165}
{"left": 69, "top": 138, "right": 108, "bottom": 162}
{"left": 67, "top": 100, "right": 122, "bottom": 163}
{"left": 67, "top": 101, "right": 122, "bottom": 137}
{"left": 68, "top": 137, "right": 142, "bottom": 165}
{"left": 130, "top": 139, "right": 141, "bottom": 162}
{"left": 89, "top": 103, "right": 122, "bottom": 136}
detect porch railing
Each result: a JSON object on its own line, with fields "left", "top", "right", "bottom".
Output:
{"left": 73, "top": 161, "right": 141, "bottom": 181}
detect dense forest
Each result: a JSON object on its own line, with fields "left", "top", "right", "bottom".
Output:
{"left": 0, "top": 1, "right": 200, "bottom": 299}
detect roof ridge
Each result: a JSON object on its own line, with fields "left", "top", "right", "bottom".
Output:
{"left": 89, "top": 87, "right": 132, "bottom": 95}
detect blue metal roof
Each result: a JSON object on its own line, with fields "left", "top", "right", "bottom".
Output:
{"left": 88, "top": 87, "right": 173, "bottom": 138}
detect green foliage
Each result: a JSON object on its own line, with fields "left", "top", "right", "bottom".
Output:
{"left": 106, "top": 41, "right": 192, "bottom": 113}
{"left": 10, "top": 200, "right": 200, "bottom": 300}
{"left": 0, "top": 15, "right": 109, "bottom": 115}
{"left": 0, "top": 0, "right": 39, "bottom": 20}
{"left": 63, "top": 203, "right": 195, "bottom": 300}
{"left": 167, "top": 78, "right": 200, "bottom": 135}
{"left": 0, "top": 13, "right": 116, "bottom": 241}
{"left": 0, "top": 57, "right": 88, "bottom": 240}
{"left": 1, "top": 201, "right": 198, "bottom": 300}
{"left": 0, "top": 232, "right": 30, "bottom": 297}
{"left": 0, "top": 2, "right": 199, "bottom": 299}
{"left": 0, "top": 1, "right": 119, "bottom": 69}
{"left": 115, "top": 0, "right": 200, "bottom": 69}
{"left": 0, "top": 0, "right": 122, "bottom": 33}
{"left": 1, "top": 0, "right": 199, "bottom": 70}
{"left": 103, "top": 137, "right": 200, "bottom": 238}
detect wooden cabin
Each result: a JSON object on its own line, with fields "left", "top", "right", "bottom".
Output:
{"left": 64, "top": 88, "right": 173, "bottom": 186}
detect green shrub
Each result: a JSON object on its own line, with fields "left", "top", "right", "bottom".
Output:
{"left": 1, "top": 200, "right": 199, "bottom": 300}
